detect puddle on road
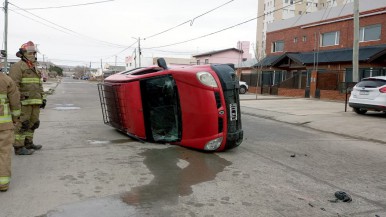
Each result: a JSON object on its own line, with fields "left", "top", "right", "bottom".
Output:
{"left": 37, "top": 147, "right": 232, "bottom": 217}
{"left": 121, "top": 147, "right": 232, "bottom": 206}
{"left": 87, "top": 139, "right": 135, "bottom": 145}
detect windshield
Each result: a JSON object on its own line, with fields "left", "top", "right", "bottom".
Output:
{"left": 140, "top": 75, "right": 181, "bottom": 142}
{"left": 357, "top": 79, "right": 386, "bottom": 88}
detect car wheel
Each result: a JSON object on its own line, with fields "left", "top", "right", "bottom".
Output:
{"left": 353, "top": 108, "right": 367, "bottom": 115}
{"left": 239, "top": 86, "right": 247, "bottom": 94}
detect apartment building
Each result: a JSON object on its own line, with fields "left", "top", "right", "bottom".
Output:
{"left": 256, "top": 0, "right": 354, "bottom": 59}
{"left": 252, "top": 0, "right": 386, "bottom": 101}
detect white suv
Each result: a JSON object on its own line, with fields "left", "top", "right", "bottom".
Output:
{"left": 239, "top": 81, "right": 248, "bottom": 94}
{"left": 349, "top": 76, "right": 386, "bottom": 114}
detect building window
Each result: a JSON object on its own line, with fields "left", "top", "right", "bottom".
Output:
{"left": 321, "top": 31, "right": 340, "bottom": 46}
{"left": 272, "top": 40, "right": 284, "bottom": 52}
{"left": 302, "top": 36, "right": 307, "bottom": 42}
{"left": 294, "top": 37, "right": 298, "bottom": 43}
{"left": 204, "top": 59, "right": 209, "bottom": 64}
{"left": 360, "top": 24, "right": 381, "bottom": 42}
{"left": 197, "top": 60, "right": 200, "bottom": 65}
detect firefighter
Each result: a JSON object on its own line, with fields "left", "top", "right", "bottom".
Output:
{"left": 9, "top": 41, "right": 45, "bottom": 155}
{"left": 0, "top": 72, "right": 21, "bottom": 192}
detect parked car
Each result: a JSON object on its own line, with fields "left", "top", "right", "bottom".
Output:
{"left": 98, "top": 58, "right": 243, "bottom": 151}
{"left": 349, "top": 76, "right": 386, "bottom": 115}
{"left": 239, "top": 81, "right": 248, "bottom": 94}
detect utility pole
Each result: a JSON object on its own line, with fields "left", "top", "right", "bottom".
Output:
{"left": 100, "top": 59, "right": 103, "bottom": 78}
{"left": 3, "top": 0, "right": 8, "bottom": 73}
{"left": 352, "top": 0, "right": 359, "bottom": 82}
{"left": 133, "top": 48, "right": 137, "bottom": 68}
{"left": 138, "top": 37, "right": 141, "bottom": 67}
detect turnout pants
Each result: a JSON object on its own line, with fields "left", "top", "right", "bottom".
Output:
{"left": 0, "top": 130, "right": 14, "bottom": 177}
{"left": 14, "top": 105, "right": 40, "bottom": 148}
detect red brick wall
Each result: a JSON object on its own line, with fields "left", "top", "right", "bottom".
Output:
{"left": 278, "top": 88, "right": 305, "bottom": 97}
{"left": 277, "top": 88, "right": 350, "bottom": 101}
{"left": 266, "top": 10, "right": 386, "bottom": 55}
{"left": 320, "top": 90, "right": 351, "bottom": 101}
{"left": 248, "top": 86, "right": 261, "bottom": 94}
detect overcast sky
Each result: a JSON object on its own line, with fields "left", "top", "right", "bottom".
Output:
{"left": 1, "top": 0, "right": 258, "bottom": 67}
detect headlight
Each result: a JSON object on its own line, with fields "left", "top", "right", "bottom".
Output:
{"left": 204, "top": 137, "right": 223, "bottom": 151}
{"left": 196, "top": 71, "right": 218, "bottom": 88}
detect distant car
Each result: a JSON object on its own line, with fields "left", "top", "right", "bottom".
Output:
{"left": 97, "top": 58, "right": 243, "bottom": 151}
{"left": 349, "top": 76, "right": 386, "bottom": 115}
{"left": 239, "top": 81, "right": 248, "bottom": 94}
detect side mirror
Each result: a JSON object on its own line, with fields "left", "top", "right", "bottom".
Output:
{"left": 157, "top": 58, "right": 168, "bottom": 70}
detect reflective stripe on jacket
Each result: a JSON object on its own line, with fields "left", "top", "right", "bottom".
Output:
{"left": 0, "top": 73, "right": 21, "bottom": 131}
{"left": 9, "top": 60, "right": 44, "bottom": 105}
{"left": 0, "top": 94, "right": 12, "bottom": 123}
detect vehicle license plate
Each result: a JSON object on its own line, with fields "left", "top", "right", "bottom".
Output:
{"left": 359, "top": 90, "right": 369, "bottom": 95}
{"left": 230, "top": 103, "right": 238, "bottom": 121}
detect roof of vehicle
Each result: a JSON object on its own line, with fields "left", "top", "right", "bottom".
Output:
{"left": 362, "top": 76, "right": 386, "bottom": 81}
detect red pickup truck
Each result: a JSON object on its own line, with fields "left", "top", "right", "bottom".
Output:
{"left": 98, "top": 58, "right": 243, "bottom": 151}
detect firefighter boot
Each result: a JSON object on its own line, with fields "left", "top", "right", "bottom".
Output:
{"left": 26, "top": 144, "right": 42, "bottom": 150}
{"left": 14, "top": 147, "right": 35, "bottom": 155}
{"left": 25, "top": 141, "right": 42, "bottom": 150}
{"left": 0, "top": 177, "right": 10, "bottom": 192}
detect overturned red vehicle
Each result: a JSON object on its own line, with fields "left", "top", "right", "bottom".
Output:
{"left": 97, "top": 58, "right": 243, "bottom": 151}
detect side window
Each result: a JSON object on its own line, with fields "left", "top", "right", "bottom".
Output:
{"left": 321, "top": 31, "right": 340, "bottom": 47}
{"left": 360, "top": 24, "right": 381, "bottom": 42}
{"left": 141, "top": 75, "right": 180, "bottom": 142}
{"left": 205, "top": 59, "right": 209, "bottom": 64}
{"left": 272, "top": 40, "right": 284, "bottom": 52}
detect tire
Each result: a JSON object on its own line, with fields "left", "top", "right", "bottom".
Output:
{"left": 239, "top": 86, "right": 247, "bottom": 94}
{"left": 353, "top": 107, "right": 367, "bottom": 115}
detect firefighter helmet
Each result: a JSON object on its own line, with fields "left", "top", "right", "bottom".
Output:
{"left": 19, "top": 41, "right": 37, "bottom": 53}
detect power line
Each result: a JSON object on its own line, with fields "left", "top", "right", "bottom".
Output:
{"left": 15, "top": 0, "right": 115, "bottom": 10}
{"left": 8, "top": 2, "right": 127, "bottom": 48}
{"left": 144, "top": 0, "right": 234, "bottom": 40}
{"left": 144, "top": 0, "right": 303, "bottom": 49}
{"left": 9, "top": 8, "right": 73, "bottom": 36}
{"left": 105, "top": 40, "right": 138, "bottom": 58}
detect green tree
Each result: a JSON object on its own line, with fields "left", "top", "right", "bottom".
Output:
{"left": 49, "top": 65, "right": 63, "bottom": 76}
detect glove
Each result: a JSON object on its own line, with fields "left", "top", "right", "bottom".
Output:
{"left": 40, "top": 99, "right": 47, "bottom": 109}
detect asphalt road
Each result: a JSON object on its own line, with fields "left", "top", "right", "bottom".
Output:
{"left": 0, "top": 78, "right": 385, "bottom": 217}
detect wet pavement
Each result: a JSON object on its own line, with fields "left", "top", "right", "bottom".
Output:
{"left": 43, "top": 147, "right": 231, "bottom": 217}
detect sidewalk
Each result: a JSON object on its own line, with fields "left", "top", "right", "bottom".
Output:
{"left": 43, "top": 78, "right": 61, "bottom": 95}
{"left": 240, "top": 93, "right": 386, "bottom": 144}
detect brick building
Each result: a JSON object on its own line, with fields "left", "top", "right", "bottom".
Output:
{"left": 252, "top": 0, "right": 386, "bottom": 100}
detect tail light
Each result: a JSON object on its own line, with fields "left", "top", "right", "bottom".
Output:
{"left": 379, "top": 87, "right": 386, "bottom": 93}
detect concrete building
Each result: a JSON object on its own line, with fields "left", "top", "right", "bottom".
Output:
{"left": 256, "top": 0, "right": 354, "bottom": 59}
{"left": 193, "top": 41, "right": 252, "bottom": 65}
